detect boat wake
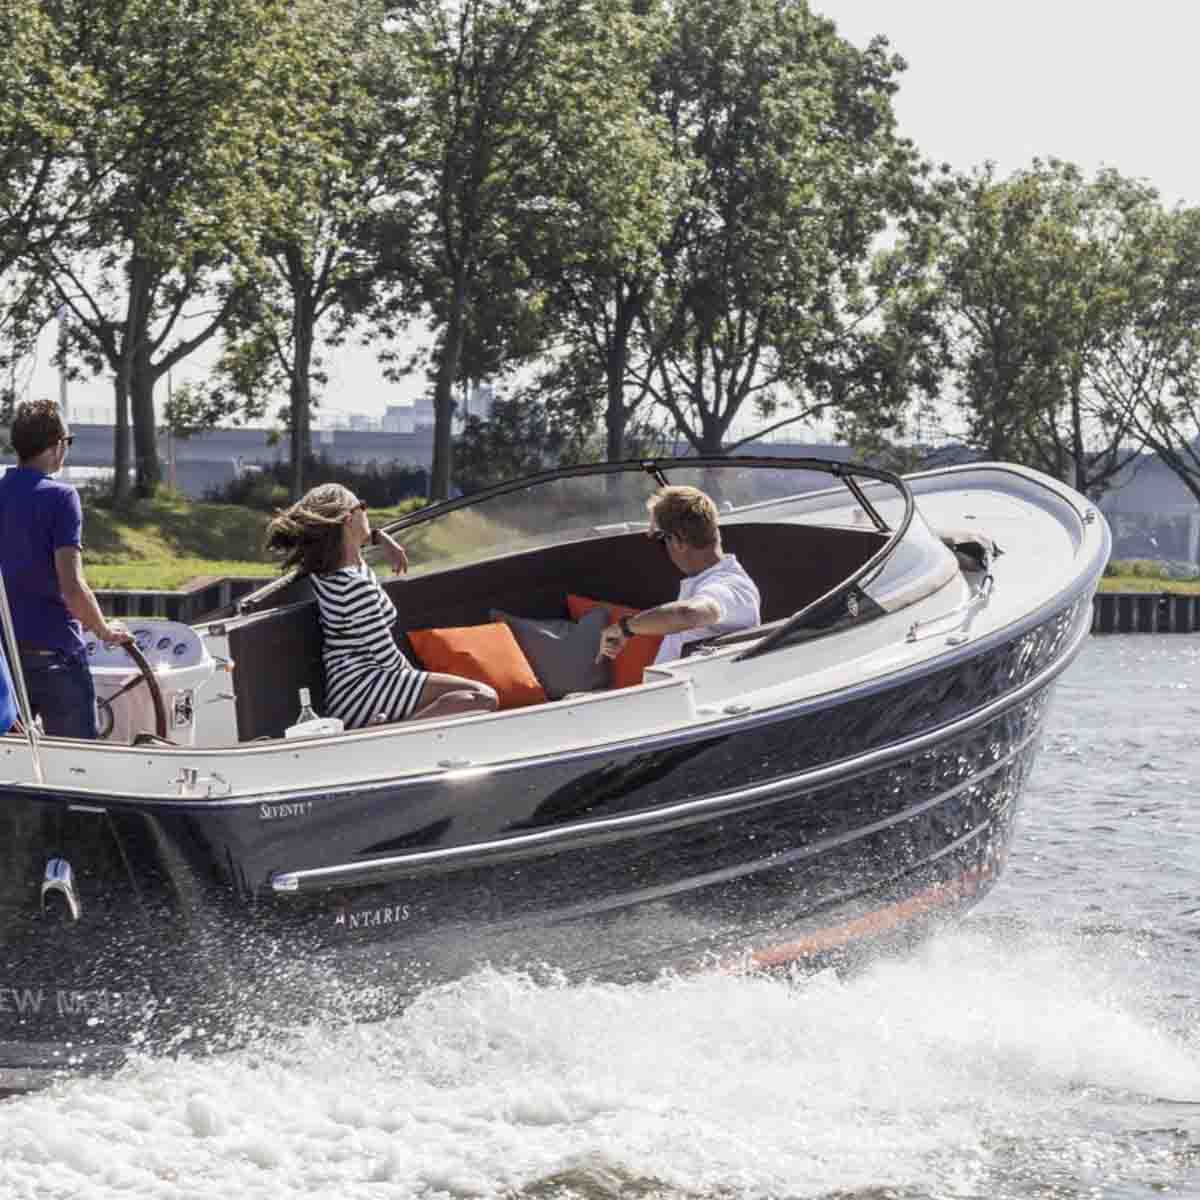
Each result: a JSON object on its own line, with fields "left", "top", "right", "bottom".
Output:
{"left": 1, "top": 923, "right": 1197, "bottom": 1200}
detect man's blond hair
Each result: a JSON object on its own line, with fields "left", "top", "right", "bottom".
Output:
{"left": 648, "top": 485, "right": 720, "bottom": 549}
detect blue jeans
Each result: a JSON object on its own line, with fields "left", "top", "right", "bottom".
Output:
{"left": 19, "top": 648, "right": 99, "bottom": 739}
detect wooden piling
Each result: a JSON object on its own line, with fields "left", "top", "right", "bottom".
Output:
{"left": 1092, "top": 592, "right": 1199, "bottom": 633}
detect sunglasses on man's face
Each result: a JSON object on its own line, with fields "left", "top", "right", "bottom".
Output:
{"left": 350, "top": 500, "right": 367, "bottom": 513}
{"left": 650, "top": 529, "right": 670, "bottom": 545}
{"left": 60, "top": 435, "right": 74, "bottom": 447}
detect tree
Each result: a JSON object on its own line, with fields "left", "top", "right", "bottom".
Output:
{"left": 514, "top": 0, "right": 681, "bottom": 463}
{"left": 0, "top": 3, "right": 85, "bottom": 276}
{"left": 927, "top": 161, "right": 1161, "bottom": 496}
{"left": 633, "top": 0, "right": 926, "bottom": 455}
{"left": 453, "top": 392, "right": 591, "bottom": 493}
{"left": 378, "top": 0, "right": 668, "bottom": 500}
{"left": 7, "top": 0, "right": 331, "bottom": 501}
{"left": 0, "top": 0, "right": 99, "bottom": 379}
{"left": 1103, "top": 204, "right": 1200, "bottom": 502}
{"left": 214, "top": 0, "right": 409, "bottom": 499}
{"left": 823, "top": 219, "right": 952, "bottom": 463}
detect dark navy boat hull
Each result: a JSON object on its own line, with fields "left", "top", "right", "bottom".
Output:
{"left": 0, "top": 596, "right": 1087, "bottom": 1088}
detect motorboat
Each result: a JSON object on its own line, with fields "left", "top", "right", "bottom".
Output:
{"left": 0, "top": 456, "right": 1109, "bottom": 1090}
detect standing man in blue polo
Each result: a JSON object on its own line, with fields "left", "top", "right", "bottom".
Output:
{"left": 0, "top": 398, "right": 131, "bottom": 737}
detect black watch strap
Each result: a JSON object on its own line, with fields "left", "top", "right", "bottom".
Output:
{"left": 619, "top": 614, "right": 636, "bottom": 638}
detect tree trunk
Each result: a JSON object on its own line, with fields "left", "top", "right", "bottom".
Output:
{"left": 290, "top": 371, "right": 313, "bottom": 501}
{"left": 286, "top": 249, "right": 317, "bottom": 500}
{"left": 430, "top": 271, "right": 468, "bottom": 501}
{"left": 605, "top": 373, "right": 626, "bottom": 464}
{"left": 697, "top": 399, "right": 726, "bottom": 456}
{"left": 112, "top": 372, "right": 132, "bottom": 506}
{"left": 119, "top": 256, "right": 159, "bottom": 499}
{"left": 604, "top": 288, "right": 638, "bottom": 463}
{"left": 1070, "top": 385, "right": 1087, "bottom": 494}
{"left": 131, "top": 345, "right": 160, "bottom": 497}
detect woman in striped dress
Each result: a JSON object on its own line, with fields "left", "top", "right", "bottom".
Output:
{"left": 265, "top": 484, "right": 497, "bottom": 728}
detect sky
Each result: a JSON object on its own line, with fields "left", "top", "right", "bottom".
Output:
{"left": 27, "top": 1, "right": 1200, "bottom": 426}
{"left": 824, "top": 1, "right": 1199, "bottom": 207}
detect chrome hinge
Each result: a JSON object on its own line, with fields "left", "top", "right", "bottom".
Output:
{"left": 176, "top": 768, "right": 232, "bottom": 797}
{"left": 907, "top": 575, "right": 994, "bottom": 644}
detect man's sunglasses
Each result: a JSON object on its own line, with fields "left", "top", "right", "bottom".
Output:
{"left": 650, "top": 529, "right": 670, "bottom": 544}
{"left": 60, "top": 435, "right": 74, "bottom": 447}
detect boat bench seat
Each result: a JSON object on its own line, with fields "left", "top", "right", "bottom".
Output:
{"left": 227, "top": 522, "right": 885, "bottom": 741}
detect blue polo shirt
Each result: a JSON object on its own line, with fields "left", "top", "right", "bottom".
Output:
{"left": 0, "top": 465, "right": 86, "bottom": 654}
{"left": 0, "top": 649, "right": 15, "bottom": 732}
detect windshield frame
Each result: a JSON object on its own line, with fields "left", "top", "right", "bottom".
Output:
{"left": 377, "top": 456, "right": 916, "bottom": 660}
{"left": 381, "top": 455, "right": 903, "bottom": 537}
{"left": 239, "top": 456, "right": 916, "bottom": 640}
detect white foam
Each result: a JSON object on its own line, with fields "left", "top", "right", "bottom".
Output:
{"left": 1, "top": 927, "right": 1196, "bottom": 1199}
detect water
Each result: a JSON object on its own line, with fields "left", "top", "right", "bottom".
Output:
{"left": 1, "top": 635, "right": 1198, "bottom": 1199}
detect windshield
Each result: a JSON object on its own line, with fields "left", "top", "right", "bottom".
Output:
{"left": 391, "top": 471, "right": 659, "bottom": 575}
{"left": 382, "top": 458, "right": 901, "bottom": 578}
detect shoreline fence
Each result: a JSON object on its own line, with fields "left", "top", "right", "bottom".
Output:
{"left": 1092, "top": 592, "right": 1200, "bottom": 633}
{"left": 96, "top": 577, "right": 265, "bottom": 624}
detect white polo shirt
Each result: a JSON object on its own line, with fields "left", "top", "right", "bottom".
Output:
{"left": 653, "top": 554, "right": 761, "bottom": 665}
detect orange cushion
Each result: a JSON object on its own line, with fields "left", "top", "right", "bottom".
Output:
{"left": 407, "top": 623, "right": 546, "bottom": 710}
{"left": 566, "top": 594, "right": 665, "bottom": 689}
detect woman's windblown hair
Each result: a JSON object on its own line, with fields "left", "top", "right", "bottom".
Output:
{"left": 264, "top": 483, "right": 357, "bottom": 576}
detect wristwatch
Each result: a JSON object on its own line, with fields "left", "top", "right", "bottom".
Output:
{"left": 619, "top": 614, "right": 636, "bottom": 638}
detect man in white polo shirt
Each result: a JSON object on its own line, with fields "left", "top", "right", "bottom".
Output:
{"left": 597, "top": 484, "right": 760, "bottom": 667}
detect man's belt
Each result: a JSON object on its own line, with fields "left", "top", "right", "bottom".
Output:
{"left": 17, "top": 645, "right": 62, "bottom": 659}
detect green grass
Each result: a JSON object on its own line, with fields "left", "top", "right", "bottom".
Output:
{"left": 80, "top": 492, "right": 422, "bottom": 590}
{"left": 88, "top": 559, "right": 277, "bottom": 590}
{"left": 1099, "top": 558, "right": 1200, "bottom": 594}
{"left": 1098, "top": 576, "right": 1200, "bottom": 594}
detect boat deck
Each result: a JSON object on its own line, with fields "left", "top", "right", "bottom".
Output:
{"left": 1, "top": 464, "right": 1104, "bottom": 802}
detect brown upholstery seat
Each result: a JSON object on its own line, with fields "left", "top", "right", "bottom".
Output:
{"left": 227, "top": 523, "right": 886, "bottom": 740}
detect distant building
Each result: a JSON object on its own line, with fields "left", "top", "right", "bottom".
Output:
{"left": 1096, "top": 451, "right": 1200, "bottom": 565}
{"left": 413, "top": 396, "right": 436, "bottom": 429}
{"left": 20, "top": 422, "right": 437, "bottom": 500}
{"left": 383, "top": 404, "right": 414, "bottom": 433}
{"left": 466, "top": 381, "right": 496, "bottom": 422}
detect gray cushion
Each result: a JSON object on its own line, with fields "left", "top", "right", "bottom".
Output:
{"left": 489, "top": 607, "right": 610, "bottom": 700}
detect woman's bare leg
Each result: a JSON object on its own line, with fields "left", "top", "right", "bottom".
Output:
{"left": 408, "top": 673, "right": 498, "bottom": 721}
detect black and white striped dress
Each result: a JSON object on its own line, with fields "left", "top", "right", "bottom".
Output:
{"left": 310, "top": 563, "right": 428, "bottom": 728}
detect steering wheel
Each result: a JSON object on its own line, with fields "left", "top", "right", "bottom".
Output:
{"left": 95, "top": 640, "right": 168, "bottom": 742}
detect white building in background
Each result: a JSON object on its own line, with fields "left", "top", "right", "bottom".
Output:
{"left": 389, "top": 384, "right": 494, "bottom": 434}
{"left": 413, "top": 395, "right": 436, "bottom": 429}
{"left": 383, "top": 404, "right": 415, "bottom": 433}
{"left": 465, "top": 381, "right": 496, "bottom": 422}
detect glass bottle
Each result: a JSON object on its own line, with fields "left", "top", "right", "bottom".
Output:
{"left": 295, "top": 687, "right": 318, "bottom": 725}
